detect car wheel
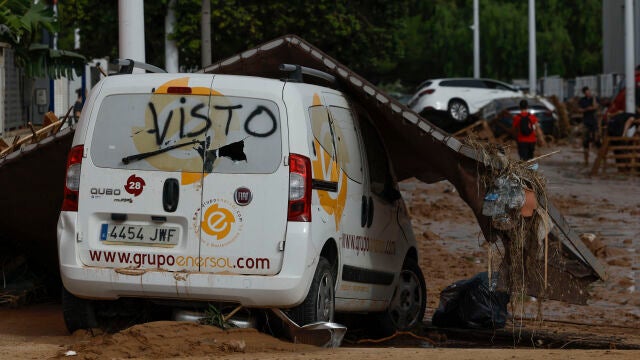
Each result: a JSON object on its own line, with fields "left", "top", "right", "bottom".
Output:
{"left": 288, "top": 257, "right": 335, "bottom": 325}
{"left": 376, "top": 258, "right": 426, "bottom": 336}
{"left": 448, "top": 99, "right": 469, "bottom": 122}
{"left": 62, "top": 287, "right": 98, "bottom": 333}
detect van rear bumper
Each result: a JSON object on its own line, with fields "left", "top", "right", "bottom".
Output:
{"left": 58, "top": 212, "right": 317, "bottom": 307}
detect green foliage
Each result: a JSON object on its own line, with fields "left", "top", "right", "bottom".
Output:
{"left": 200, "top": 303, "right": 234, "bottom": 329}
{"left": 56, "top": 0, "right": 603, "bottom": 85}
{"left": 0, "top": 0, "right": 85, "bottom": 79}
{"left": 169, "top": 0, "right": 412, "bottom": 78}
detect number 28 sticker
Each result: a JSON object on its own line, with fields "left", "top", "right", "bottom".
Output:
{"left": 125, "top": 174, "right": 146, "bottom": 196}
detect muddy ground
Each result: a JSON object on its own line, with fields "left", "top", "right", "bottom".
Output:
{"left": 1, "top": 141, "right": 639, "bottom": 359}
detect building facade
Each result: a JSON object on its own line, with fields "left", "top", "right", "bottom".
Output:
{"left": 603, "top": 0, "right": 640, "bottom": 74}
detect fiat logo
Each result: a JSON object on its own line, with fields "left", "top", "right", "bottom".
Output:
{"left": 234, "top": 187, "right": 252, "bottom": 206}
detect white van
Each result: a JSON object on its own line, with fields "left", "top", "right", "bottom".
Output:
{"left": 57, "top": 67, "right": 426, "bottom": 335}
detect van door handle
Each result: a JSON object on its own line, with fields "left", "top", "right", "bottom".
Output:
{"left": 367, "top": 196, "right": 374, "bottom": 228}
{"left": 163, "top": 178, "right": 179, "bottom": 212}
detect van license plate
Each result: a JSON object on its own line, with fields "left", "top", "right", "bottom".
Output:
{"left": 100, "top": 224, "right": 179, "bottom": 245}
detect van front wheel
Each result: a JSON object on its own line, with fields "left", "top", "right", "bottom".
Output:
{"left": 377, "top": 258, "right": 426, "bottom": 336}
{"left": 288, "top": 257, "right": 335, "bottom": 325}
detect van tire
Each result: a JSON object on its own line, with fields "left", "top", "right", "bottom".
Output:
{"left": 62, "top": 287, "right": 98, "bottom": 333}
{"left": 288, "top": 257, "right": 335, "bottom": 325}
{"left": 375, "top": 258, "right": 426, "bottom": 336}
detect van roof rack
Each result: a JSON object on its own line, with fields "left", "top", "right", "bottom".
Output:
{"left": 111, "top": 59, "right": 167, "bottom": 75}
{"left": 279, "top": 64, "right": 336, "bottom": 84}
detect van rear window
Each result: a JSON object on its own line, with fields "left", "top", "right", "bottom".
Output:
{"left": 90, "top": 94, "right": 282, "bottom": 174}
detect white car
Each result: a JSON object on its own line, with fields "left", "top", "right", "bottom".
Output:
{"left": 57, "top": 65, "right": 426, "bottom": 336}
{"left": 408, "top": 78, "right": 523, "bottom": 122}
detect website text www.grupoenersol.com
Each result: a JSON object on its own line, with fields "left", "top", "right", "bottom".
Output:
{"left": 88, "top": 250, "right": 270, "bottom": 270}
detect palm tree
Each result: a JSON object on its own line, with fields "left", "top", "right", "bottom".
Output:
{"left": 0, "top": 0, "right": 85, "bottom": 78}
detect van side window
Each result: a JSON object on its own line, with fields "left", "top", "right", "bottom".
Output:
{"left": 356, "top": 115, "right": 396, "bottom": 201}
{"left": 328, "top": 106, "right": 363, "bottom": 184}
{"left": 309, "top": 105, "right": 336, "bottom": 159}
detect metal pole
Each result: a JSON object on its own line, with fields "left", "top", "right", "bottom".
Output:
{"left": 118, "top": 0, "right": 146, "bottom": 73}
{"left": 49, "top": 0, "right": 58, "bottom": 113}
{"left": 165, "top": 0, "right": 179, "bottom": 72}
{"left": 528, "top": 0, "right": 536, "bottom": 95}
{"left": 624, "top": 0, "right": 635, "bottom": 113}
{"left": 473, "top": 0, "right": 480, "bottom": 78}
{"left": 201, "top": 0, "right": 212, "bottom": 68}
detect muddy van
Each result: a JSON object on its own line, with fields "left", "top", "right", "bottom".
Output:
{"left": 57, "top": 66, "right": 426, "bottom": 334}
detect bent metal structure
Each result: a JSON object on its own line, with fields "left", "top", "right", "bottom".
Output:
{"left": 0, "top": 35, "right": 604, "bottom": 304}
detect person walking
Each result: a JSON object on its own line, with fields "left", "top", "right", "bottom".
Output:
{"left": 578, "top": 86, "right": 600, "bottom": 166}
{"left": 512, "top": 99, "right": 545, "bottom": 161}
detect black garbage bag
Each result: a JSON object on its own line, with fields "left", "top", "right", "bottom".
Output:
{"left": 432, "top": 272, "right": 510, "bottom": 329}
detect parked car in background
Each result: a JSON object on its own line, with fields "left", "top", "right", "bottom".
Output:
{"left": 492, "top": 97, "right": 558, "bottom": 136}
{"left": 407, "top": 78, "right": 523, "bottom": 122}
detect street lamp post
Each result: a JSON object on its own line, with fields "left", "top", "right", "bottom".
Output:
{"left": 625, "top": 0, "right": 635, "bottom": 113}
{"left": 529, "top": 0, "right": 536, "bottom": 95}
{"left": 473, "top": 0, "right": 480, "bottom": 78}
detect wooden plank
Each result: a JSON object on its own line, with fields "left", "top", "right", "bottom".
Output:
{"left": 609, "top": 162, "right": 640, "bottom": 168}
{"left": 0, "top": 121, "right": 64, "bottom": 158}
{"left": 608, "top": 145, "right": 640, "bottom": 151}
{"left": 52, "top": 120, "right": 64, "bottom": 134}
{"left": 0, "top": 136, "right": 21, "bottom": 157}
{"left": 33, "top": 121, "right": 63, "bottom": 141}
{"left": 27, "top": 122, "right": 37, "bottom": 138}
{"left": 9, "top": 133, "right": 34, "bottom": 149}
{"left": 609, "top": 153, "right": 640, "bottom": 159}
{"left": 605, "top": 136, "right": 640, "bottom": 141}
{"left": 42, "top": 112, "right": 58, "bottom": 127}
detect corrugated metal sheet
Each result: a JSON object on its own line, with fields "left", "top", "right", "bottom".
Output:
{"left": 202, "top": 35, "right": 605, "bottom": 303}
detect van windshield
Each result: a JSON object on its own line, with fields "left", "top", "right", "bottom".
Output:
{"left": 91, "top": 94, "right": 282, "bottom": 174}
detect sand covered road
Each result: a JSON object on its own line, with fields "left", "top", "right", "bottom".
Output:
{"left": 1, "top": 304, "right": 639, "bottom": 359}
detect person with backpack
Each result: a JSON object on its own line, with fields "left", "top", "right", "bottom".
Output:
{"left": 512, "top": 99, "right": 546, "bottom": 161}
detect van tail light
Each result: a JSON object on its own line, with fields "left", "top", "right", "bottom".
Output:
{"left": 287, "top": 154, "right": 312, "bottom": 222}
{"left": 62, "top": 145, "right": 84, "bottom": 212}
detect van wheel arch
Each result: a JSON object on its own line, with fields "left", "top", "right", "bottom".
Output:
{"left": 405, "top": 247, "right": 418, "bottom": 264}
{"left": 320, "top": 238, "right": 339, "bottom": 281}
{"left": 367, "top": 250, "right": 426, "bottom": 337}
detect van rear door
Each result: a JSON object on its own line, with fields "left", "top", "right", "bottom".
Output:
{"left": 77, "top": 75, "right": 214, "bottom": 279}
{"left": 197, "top": 76, "right": 288, "bottom": 275}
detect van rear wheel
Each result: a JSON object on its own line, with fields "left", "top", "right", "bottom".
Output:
{"left": 376, "top": 258, "right": 426, "bottom": 336}
{"left": 62, "top": 287, "right": 98, "bottom": 333}
{"left": 288, "top": 257, "right": 335, "bottom": 325}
